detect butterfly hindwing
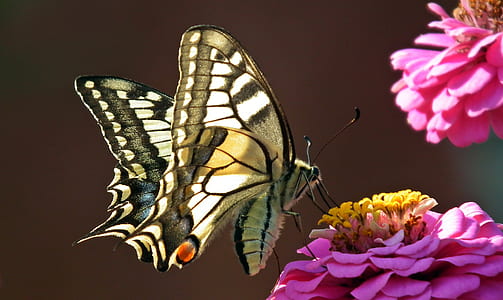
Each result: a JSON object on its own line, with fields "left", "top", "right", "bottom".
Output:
{"left": 74, "top": 76, "right": 174, "bottom": 243}
{"left": 124, "top": 125, "right": 286, "bottom": 271}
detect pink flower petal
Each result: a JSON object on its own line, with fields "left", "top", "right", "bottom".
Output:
{"left": 326, "top": 261, "right": 370, "bottom": 278}
{"left": 368, "top": 243, "right": 401, "bottom": 256}
{"left": 402, "top": 61, "right": 435, "bottom": 89}
{"left": 433, "top": 207, "right": 467, "bottom": 238}
{"left": 434, "top": 206, "right": 486, "bottom": 239}
{"left": 456, "top": 255, "right": 503, "bottom": 276}
{"left": 381, "top": 276, "right": 430, "bottom": 297}
{"left": 427, "top": 2, "right": 449, "bottom": 19}
{"left": 450, "top": 26, "right": 492, "bottom": 40}
{"left": 437, "top": 254, "right": 485, "bottom": 266}
{"left": 447, "top": 63, "right": 496, "bottom": 97}
{"left": 486, "top": 36, "right": 503, "bottom": 66}
{"left": 390, "top": 49, "right": 437, "bottom": 70}
{"left": 423, "top": 211, "right": 442, "bottom": 228}
{"left": 394, "top": 258, "right": 435, "bottom": 277}
{"left": 446, "top": 113, "right": 490, "bottom": 147}
{"left": 375, "top": 229, "right": 404, "bottom": 246}
{"left": 431, "top": 274, "right": 480, "bottom": 298}
{"left": 427, "top": 103, "right": 462, "bottom": 131}
{"left": 298, "top": 236, "right": 332, "bottom": 258}
{"left": 414, "top": 33, "right": 455, "bottom": 48}
{"left": 390, "top": 79, "right": 406, "bottom": 93}
{"left": 331, "top": 251, "right": 371, "bottom": 264}
{"left": 370, "top": 256, "right": 416, "bottom": 270}
{"left": 465, "top": 78, "right": 503, "bottom": 117}
{"left": 351, "top": 272, "right": 393, "bottom": 300}
{"left": 460, "top": 202, "right": 495, "bottom": 226}
{"left": 285, "top": 272, "right": 327, "bottom": 293}
{"left": 396, "top": 88, "right": 424, "bottom": 111}
{"left": 463, "top": 275, "right": 503, "bottom": 300}
{"left": 428, "top": 19, "right": 467, "bottom": 31}
{"left": 407, "top": 109, "right": 429, "bottom": 130}
{"left": 423, "top": 46, "right": 454, "bottom": 69}
{"left": 428, "top": 52, "right": 473, "bottom": 77}
{"left": 426, "top": 129, "right": 445, "bottom": 144}
{"left": 280, "top": 260, "right": 326, "bottom": 275}
{"left": 284, "top": 278, "right": 330, "bottom": 300}
{"left": 471, "top": 33, "right": 502, "bottom": 59}
{"left": 395, "top": 235, "right": 439, "bottom": 257}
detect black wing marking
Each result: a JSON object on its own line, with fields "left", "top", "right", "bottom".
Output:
{"left": 75, "top": 76, "right": 174, "bottom": 182}
{"left": 74, "top": 76, "right": 174, "bottom": 244}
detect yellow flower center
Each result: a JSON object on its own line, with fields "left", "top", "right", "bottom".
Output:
{"left": 454, "top": 0, "right": 503, "bottom": 32}
{"left": 316, "top": 190, "right": 437, "bottom": 253}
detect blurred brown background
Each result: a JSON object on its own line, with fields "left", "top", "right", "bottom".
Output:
{"left": 2, "top": 0, "right": 502, "bottom": 299}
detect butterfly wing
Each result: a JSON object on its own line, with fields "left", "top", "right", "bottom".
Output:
{"left": 173, "top": 25, "right": 296, "bottom": 165}
{"left": 74, "top": 76, "right": 174, "bottom": 244}
{"left": 122, "top": 25, "right": 299, "bottom": 272}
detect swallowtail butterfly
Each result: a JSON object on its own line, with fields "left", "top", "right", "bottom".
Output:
{"left": 75, "top": 25, "right": 319, "bottom": 275}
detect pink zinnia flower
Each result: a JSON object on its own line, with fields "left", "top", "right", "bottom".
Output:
{"left": 390, "top": 1, "right": 503, "bottom": 147}
{"left": 268, "top": 190, "right": 503, "bottom": 300}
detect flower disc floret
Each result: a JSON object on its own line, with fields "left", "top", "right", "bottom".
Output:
{"left": 317, "top": 190, "right": 437, "bottom": 253}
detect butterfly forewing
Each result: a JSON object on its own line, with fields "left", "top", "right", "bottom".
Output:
{"left": 173, "top": 26, "right": 295, "bottom": 165}
{"left": 75, "top": 76, "right": 174, "bottom": 242}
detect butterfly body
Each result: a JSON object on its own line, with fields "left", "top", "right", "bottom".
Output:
{"left": 75, "top": 25, "right": 318, "bottom": 275}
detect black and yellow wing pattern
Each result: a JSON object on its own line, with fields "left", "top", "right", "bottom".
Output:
{"left": 75, "top": 76, "right": 174, "bottom": 251}
{"left": 75, "top": 25, "right": 317, "bottom": 276}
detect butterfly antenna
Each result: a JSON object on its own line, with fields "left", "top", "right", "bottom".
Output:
{"left": 313, "top": 107, "right": 360, "bottom": 163}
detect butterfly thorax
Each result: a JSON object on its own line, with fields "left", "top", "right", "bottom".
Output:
{"left": 281, "top": 158, "right": 318, "bottom": 210}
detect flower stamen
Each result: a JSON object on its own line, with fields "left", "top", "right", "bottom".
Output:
{"left": 316, "top": 190, "right": 437, "bottom": 253}
{"left": 453, "top": 0, "right": 503, "bottom": 32}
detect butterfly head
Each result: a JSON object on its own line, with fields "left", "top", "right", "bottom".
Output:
{"left": 308, "top": 165, "right": 320, "bottom": 182}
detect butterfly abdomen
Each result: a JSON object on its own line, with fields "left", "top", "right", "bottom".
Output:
{"left": 233, "top": 159, "right": 315, "bottom": 275}
{"left": 234, "top": 192, "right": 282, "bottom": 276}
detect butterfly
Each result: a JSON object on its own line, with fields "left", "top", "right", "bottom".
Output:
{"left": 74, "top": 25, "right": 319, "bottom": 276}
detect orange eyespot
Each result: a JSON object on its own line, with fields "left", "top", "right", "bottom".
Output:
{"left": 176, "top": 239, "right": 197, "bottom": 264}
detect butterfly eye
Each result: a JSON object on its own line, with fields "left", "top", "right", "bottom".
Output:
{"left": 311, "top": 166, "right": 320, "bottom": 180}
{"left": 175, "top": 236, "right": 199, "bottom": 265}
